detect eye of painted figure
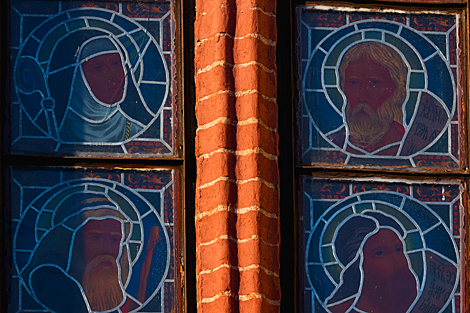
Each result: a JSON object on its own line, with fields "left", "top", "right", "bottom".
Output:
{"left": 81, "top": 219, "right": 123, "bottom": 266}
{"left": 343, "top": 55, "right": 396, "bottom": 112}
{"left": 82, "top": 53, "right": 125, "bottom": 105}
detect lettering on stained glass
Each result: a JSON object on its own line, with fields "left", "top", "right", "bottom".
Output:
{"left": 301, "top": 178, "right": 462, "bottom": 313}
{"left": 297, "top": 8, "right": 460, "bottom": 170}
{"left": 10, "top": 1, "right": 174, "bottom": 156}
{"left": 9, "top": 168, "right": 177, "bottom": 313}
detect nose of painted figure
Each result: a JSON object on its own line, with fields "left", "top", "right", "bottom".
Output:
{"left": 342, "top": 55, "right": 396, "bottom": 111}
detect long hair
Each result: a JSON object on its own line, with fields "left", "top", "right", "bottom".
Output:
{"left": 326, "top": 212, "right": 406, "bottom": 307}
{"left": 339, "top": 42, "right": 408, "bottom": 125}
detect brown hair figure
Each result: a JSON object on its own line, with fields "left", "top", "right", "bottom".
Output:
{"left": 329, "top": 42, "right": 409, "bottom": 155}
{"left": 22, "top": 193, "right": 160, "bottom": 313}
{"left": 326, "top": 212, "right": 418, "bottom": 313}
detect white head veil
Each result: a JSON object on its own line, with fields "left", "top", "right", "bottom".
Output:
{"left": 71, "top": 36, "right": 128, "bottom": 123}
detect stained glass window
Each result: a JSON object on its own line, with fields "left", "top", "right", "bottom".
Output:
{"left": 9, "top": 167, "right": 178, "bottom": 313}
{"left": 297, "top": 7, "right": 461, "bottom": 171}
{"left": 6, "top": 1, "right": 184, "bottom": 312}
{"left": 301, "top": 178, "right": 462, "bottom": 313}
{"left": 292, "top": 5, "right": 467, "bottom": 313}
{"left": 10, "top": 0, "right": 176, "bottom": 156}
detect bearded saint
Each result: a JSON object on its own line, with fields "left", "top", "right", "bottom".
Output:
{"left": 328, "top": 41, "right": 408, "bottom": 155}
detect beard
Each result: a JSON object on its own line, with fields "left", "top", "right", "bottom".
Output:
{"left": 345, "top": 98, "right": 399, "bottom": 146}
{"left": 358, "top": 267, "right": 417, "bottom": 313}
{"left": 82, "top": 254, "right": 124, "bottom": 312}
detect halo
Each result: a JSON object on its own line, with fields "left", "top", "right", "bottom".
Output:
{"left": 14, "top": 7, "right": 169, "bottom": 145}
{"left": 13, "top": 177, "right": 170, "bottom": 311}
{"left": 303, "top": 19, "right": 455, "bottom": 158}
{"left": 305, "top": 190, "right": 459, "bottom": 312}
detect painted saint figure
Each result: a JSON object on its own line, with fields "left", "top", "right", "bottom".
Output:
{"left": 58, "top": 36, "right": 154, "bottom": 143}
{"left": 21, "top": 193, "right": 159, "bottom": 313}
{"left": 328, "top": 42, "right": 409, "bottom": 155}
{"left": 326, "top": 212, "right": 418, "bottom": 313}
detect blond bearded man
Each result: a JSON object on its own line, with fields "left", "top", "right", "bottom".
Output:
{"left": 21, "top": 193, "right": 159, "bottom": 313}
{"left": 328, "top": 42, "right": 409, "bottom": 156}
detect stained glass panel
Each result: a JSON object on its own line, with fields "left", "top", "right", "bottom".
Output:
{"left": 10, "top": 0, "right": 176, "bottom": 156}
{"left": 8, "top": 167, "right": 178, "bottom": 313}
{"left": 297, "top": 7, "right": 461, "bottom": 171}
{"left": 300, "top": 177, "right": 462, "bottom": 313}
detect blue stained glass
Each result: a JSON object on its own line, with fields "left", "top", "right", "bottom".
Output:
{"left": 20, "top": 38, "right": 39, "bottom": 57}
{"left": 113, "top": 14, "right": 139, "bottom": 32}
{"left": 140, "top": 84, "right": 167, "bottom": 113}
{"left": 384, "top": 33, "right": 423, "bottom": 70}
{"left": 304, "top": 50, "right": 325, "bottom": 89}
{"left": 38, "top": 24, "right": 68, "bottom": 62}
{"left": 425, "top": 34, "right": 447, "bottom": 55}
{"left": 10, "top": 167, "right": 178, "bottom": 313}
{"left": 403, "top": 199, "right": 439, "bottom": 231}
{"left": 304, "top": 92, "right": 342, "bottom": 133}
{"left": 68, "top": 8, "right": 113, "bottom": 21}
{"left": 33, "top": 13, "right": 68, "bottom": 40}
{"left": 16, "top": 210, "right": 39, "bottom": 251}
{"left": 66, "top": 19, "right": 87, "bottom": 31}
{"left": 48, "top": 68, "right": 74, "bottom": 119}
{"left": 13, "top": 0, "right": 59, "bottom": 15}
{"left": 424, "top": 225, "right": 457, "bottom": 263}
{"left": 323, "top": 198, "right": 358, "bottom": 221}
{"left": 426, "top": 55, "right": 454, "bottom": 112}
{"left": 325, "top": 264, "right": 342, "bottom": 283}
{"left": 400, "top": 28, "right": 436, "bottom": 59}
{"left": 428, "top": 204, "right": 451, "bottom": 228}
{"left": 409, "top": 72, "right": 426, "bottom": 89}
{"left": 356, "top": 21, "right": 400, "bottom": 33}
{"left": 405, "top": 92, "right": 419, "bottom": 125}
{"left": 404, "top": 231, "right": 423, "bottom": 251}
{"left": 314, "top": 297, "right": 329, "bottom": 313}
{"left": 320, "top": 25, "right": 355, "bottom": 51}
{"left": 375, "top": 205, "right": 416, "bottom": 231}
{"left": 408, "top": 251, "right": 424, "bottom": 285}
{"left": 11, "top": 10, "right": 21, "bottom": 47}
{"left": 132, "top": 30, "right": 151, "bottom": 51}
{"left": 88, "top": 19, "right": 122, "bottom": 35}
{"left": 358, "top": 192, "right": 403, "bottom": 207}
{"left": 46, "top": 30, "right": 104, "bottom": 70}
{"left": 308, "top": 221, "right": 325, "bottom": 263}
{"left": 22, "top": 285, "right": 45, "bottom": 310}
{"left": 310, "top": 29, "right": 333, "bottom": 53}
{"left": 325, "top": 33, "right": 362, "bottom": 66}
{"left": 324, "top": 68, "right": 336, "bottom": 85}
{"left": 325, "top": 88, "right": 343, "bottom": 110}
{"left": 138, "top": 21, "right": 161, "bottom": 44}
{"left": 308, "top": 265, "right": 335, "bottom": 300}
{"left": 425, "top": 129, "right": 449, "bottom": 153}
{"left": 142, "top": 43, "right": 166, "bottom": 82}
{"left": 364, "top": 30, "right": 382, "bottom": 40}
{"left": 11, "top": 1, "right": 175, "bottom": 157}
{"left": 301, "top": 179, "right": 461, "bottom": 313}
{"left": 298, "top": 8, "right": 460, "bottom": 171}
{"left": 301, "top": 24, "right": 309, "bottom": 59}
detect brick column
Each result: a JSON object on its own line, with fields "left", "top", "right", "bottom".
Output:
{"left": 195, "top": 0, "right": 280, "bottom": 312}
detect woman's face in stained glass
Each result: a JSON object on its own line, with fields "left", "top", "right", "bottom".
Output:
{"left": 82, "top": 53, "right": 126, "bottom": 105}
